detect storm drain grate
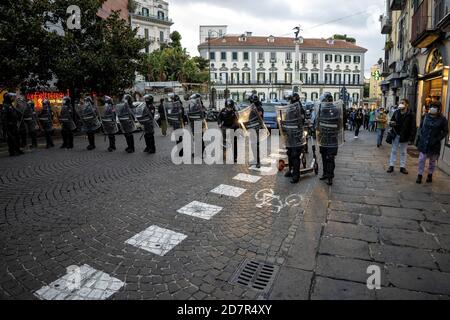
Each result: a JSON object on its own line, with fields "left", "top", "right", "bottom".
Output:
{"left": 230, "top": 259, "right": 279, "bottom": 293}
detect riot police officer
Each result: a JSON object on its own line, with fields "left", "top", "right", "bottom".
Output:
{"left": 316, "top": 92, "right": 343, "bottom": 186}
{"left": 141, "top": 94, "right": 156, "bottom": 154}
{"left": 165, "top": 93, "right": 186, "bottom": 157}
{"left": 100, "top": 96, "right": 118, "bottom": 152}
{"left": 187, "top": 93, "right": 207, "bottom": 157}
{"left": 282, "top": 93, "right": 306, "bottom": 184}
{"left": 59, "top": 96, "right": 76, "bottom": 149}
{"left": 1, "top": 92, "right": 23, "bottom": 156}
{"left": 249, "top": 94, "right": 264, "bottom": 168}
{"left": 38, "top": 99, "right": 55, "bottom": 149}
{"left": 218, "top": 99, "right": 239, "bottom": 162}
{"left": 79, "top": 96, "right": 100, "bottom": 151}
{"left": 119, "top": 94, "right": 136, "bottom": 153}
{"left": 19, "top": 100, "right": 38, "bottom": 149}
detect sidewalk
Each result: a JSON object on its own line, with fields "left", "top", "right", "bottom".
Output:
{"left": 271, "top": 129, "right": 450, "bottom": 300}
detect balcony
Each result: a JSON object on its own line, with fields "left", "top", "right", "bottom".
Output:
{"left": 380, "top": 14, "right": 393, "bottom": 34}
{"left": 381, "top": 61, "right": 391, "bottom": 77}
{"left": 131, "top": 12, "right": 174, "bottom": 26}
{"left": 390, "top": 0, "right": 405, "bottom": 11}
{"left": 411, "top": 0, "right": 441, "bottom": 48}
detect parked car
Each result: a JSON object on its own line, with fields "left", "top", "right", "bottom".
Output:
{"left": 262, "top": 103, "right": 279, "bottom": 130}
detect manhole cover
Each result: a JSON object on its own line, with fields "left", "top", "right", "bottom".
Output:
{"left": 230, "top": 259, "right": 279, "bottom": 293}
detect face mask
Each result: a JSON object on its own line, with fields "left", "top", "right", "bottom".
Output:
{"left": 430, "top": 108, "right": 438, "bottom": 115}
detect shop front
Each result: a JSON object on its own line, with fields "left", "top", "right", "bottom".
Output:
{"left": 27, "top": 91, "right": 66, "bottom": 129}
{"left": 417, "top": 48, "right": 449, "bottom": 174}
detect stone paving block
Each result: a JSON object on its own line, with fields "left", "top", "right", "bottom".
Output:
{"left": 328, "top": 210, "right": 360, "bottom": 224}
{"left": 379, "top": 228, "right": 439, "bottom": 250}
{"left": 376, "top": 287, "right": 445, "bottom": 300}
{"left": 311, "top": 277, "right": 376, "bottom": 300}
{"left": 400, "top": 199, "right": 443, "bottom": 212}
{"left": 285, "top": 222, "right": 322, "bottom": 271}
{"left": 401, "top": 192, "right": 434, "bottom": 202}
{"left": 424, "top": 212, "right": 450, "bottom": 224}
{"left": 269, "top": 267, "right": 313, "bottom": 300}
{"left": 361, "top": 215, "right": 420, "bottom": 231}
{"left": 422, "top": 222, "right": 450, "bottom": 236}
{"left": 330, "top": 202, "right": 381, "bottom": 216}
{"left": 316, "top": 255, "right": 386, "bottom": 285}
{"left": 364, "top": 196, "right": 401, "bottom": 208}
{"left": 319, "top": 236, "right": 371, "bottom": 260}
{"left": 386, "top": 266, "right": 450, "bottom": 296}
{"left": 438, "top": 234, "right": 450, "bottom": 251}
{"left": 433, "top": 253, "right": 450, "bottom": 273}
{"left": 324, "top": 222, "right": 378, "bottom": 243}
{"left": 379, "top": 207, "right": 425, "bottom": 221}
{"left": 369, "top": 244, "right": 437, "bottom": 269}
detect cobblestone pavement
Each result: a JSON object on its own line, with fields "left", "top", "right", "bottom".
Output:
{"left": 0, "top": 127, "right": 449, "bottom": 300}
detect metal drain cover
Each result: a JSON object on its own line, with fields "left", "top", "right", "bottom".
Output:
{"left": 230, "top": 259, "right": 279, "bottom": 293}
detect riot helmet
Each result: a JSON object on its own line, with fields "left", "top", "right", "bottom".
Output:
{"left": 3, "top": 92, "right": 16, "bottom": 105}
{"left": 122, "top": 94, "right": 133, "bottom": 106}
{"left": 42, "top": 99, "right": 51, "bottom": 109}
{"left": 104, "top": 96, "right": 113, "bottom": 105}
{"left": 319, "top": 92, "right": 333, "bottom": 103}
{"left": 190, "top": 93, "right": 202, "bottom": 101}
{"left": 290, "top": 93, "right": 301, "bottom": 104}
{"left": 62, "top": 96, "right": 71, "bottom": 106}
{"left": 248, "top": 93, "right": 259, "bottom": 104}
{"left": 27, "top": 100, "right": 35, "bottom": 110}
{"left": 144, "top": 94, "right": 154, "bottom": 104}
{"left": 225, "top": 99, "right": 235, "bottom": 110}
{"left": 84, "top": 96, "right": 94, "bottom": 105}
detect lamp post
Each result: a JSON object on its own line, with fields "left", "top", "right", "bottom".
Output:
{"left": 207, "top": 30, "right": 221, "bottom": 110}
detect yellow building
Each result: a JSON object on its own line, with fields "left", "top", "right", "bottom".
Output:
{"left": 368, "top": 64, "right": 383, "bottom": 109}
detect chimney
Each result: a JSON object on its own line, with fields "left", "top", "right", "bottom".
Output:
{"left": 246, "top": 31, "right": 252, "bottom": 37}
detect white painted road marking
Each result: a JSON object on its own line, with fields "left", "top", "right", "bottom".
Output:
{"left": 233, "top": 173, "right": 262, "bottom": 184}
{"left": 210, "top": 184, "right": 247, "bottom": 198}
{"left": 249, "top": 165, "right": 275, "bottom": 174}
{"left": 34, "top": 264, "right": 124, "bottom": 300}
{"left": 177, "top": 201, "right": 223, "bottom": 220}
{"left": 126, "top": 225, "right": 187, "bottom": 256}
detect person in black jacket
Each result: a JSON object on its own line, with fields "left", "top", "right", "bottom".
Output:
{"left": 387, "top": 98, "right": 416, "bottom": 174}
{"left": 158, "top": 98, "right": 167, "bottom": 136}
{"left": 249, "top": 94, "right": 264, "bottom": 168}
{"left": 218, "top": 99, "right": 239, "bottom": 162}
{"left": 354, "top": 108, "right": 364, "bottom": 138}
{"left": 416, "top": 101, "right": 448, "bottom": 184}
{"left": 1, "top": 92, "right": 23, "bottom": 156}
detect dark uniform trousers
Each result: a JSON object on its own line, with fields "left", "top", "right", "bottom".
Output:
{"left": 320, "top": 146, "right": 338, "bottom": 178}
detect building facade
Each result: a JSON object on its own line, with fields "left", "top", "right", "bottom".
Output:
{"left": 130, "top": 0, "right": 173, "bottom": 54}
{"left": 199, "top": 25, "right": 228, "bottom": 45}
{"left": 380, "top": 0, "right": 450, "bottom": 174}
{"left": 198, "top": 34, "right": 367, "bottom": 105}
{"left": 98, "top": 0, "right": 129, "bottom": 22}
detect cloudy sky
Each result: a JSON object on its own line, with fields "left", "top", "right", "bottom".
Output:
{"left": 170, "top": 0, "right": 387, "bottom": 78}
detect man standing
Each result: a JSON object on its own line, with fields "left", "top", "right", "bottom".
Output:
{"left": 38, "top": 99, "right": 55, "bottom": 149}
{"left": 18, "top": 99, "right": 39, "bottom": 149}
{"left": 138, "top": 94, "right": 156, "bottom": 154}
{"left": 354, "top": 108, "right": 364, "bottom": 139}
{"left": 387, "top": 98, "right": 416, "bottom": 174}
{"left": 78, "top": 96, "right": 101, "bottom": 151}
{"left": 218, "top": 99, "right": 239, "bottom": 163}
{"left": 248, "top": 94, "right": 264, "bottom": 168}
{"left": 1, "top": 92, "right": 23, "bottom": 156}
{"left": 316, "top": 93, "right": 343, "bottom": 186}
{"left": 376, "top": 107, "right": 388, "bottom": 148}
{"left": 158, "top": 98, "right": 167, "bottom": 136}
{"left": 117, "top": 94, "right": 136, "bottom": 154}
{"left": 99, "top": 96, "right": 119, "bottom": 152}
{"left": 187, "top": 93, "right": 207, "bottom": 158}
{"left": 59, "top": 96, "right": 76, "bottom": 149}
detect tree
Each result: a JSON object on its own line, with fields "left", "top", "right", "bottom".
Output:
{"left": 50, "top": 0, "right": 148, "bottom": 99}
{"left": 0, "top": 0, "right": 56, "bottom": 92}
{"left": 169, "top": 31, "right": 182, "bottom": 49}
{"left": 333, "top": 34, "right": 356, "bottom": 44}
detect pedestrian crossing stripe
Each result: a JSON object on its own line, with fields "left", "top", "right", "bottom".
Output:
{"left": 177, "top": 201, "right": 223, "bottom": 220}
{"left": 125, "top": 226, "right": 187, "bottom": 256}
{"left": 233, "top": 173, "right": 262, "bottom": 183}
{"left": 210, "top": 184, "right": 247, "bottom": 198}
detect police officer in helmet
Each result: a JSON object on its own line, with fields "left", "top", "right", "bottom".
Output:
{"left": 248, "top": 93, "right": 264, "bottom": 168}
{"left": 142, "top": 94, "right": 156, "bottom": 154}
{"left": 1, "top": 92, "right": 23, "bottom": 156}
{"left": 218, "top": 98, "right": 239, "bottom": 162}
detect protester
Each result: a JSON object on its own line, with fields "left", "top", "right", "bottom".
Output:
{"left": 415, "top": 101, "right": 448, "bottom": 184}
{"left": 376, "top": 107, "right": 387, "bottom": 148}
{"left": 354, "top": 108, "right": 364, "bottom": 139}
{"left": 387, "top": 99, "right": 416, "bottom": 174}
{"left": 158, "top": 98, "right": 167, "bottom": 136}
{"left": 369, "top": 109, "right": 376, "bottom": 132}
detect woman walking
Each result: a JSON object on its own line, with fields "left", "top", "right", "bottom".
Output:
{"left": 416, "top": 101, "right": 448, "bottom": 184}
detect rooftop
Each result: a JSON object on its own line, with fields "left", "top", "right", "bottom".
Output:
{"left": 198, "top": 36, "right": 367, "bottom": 52}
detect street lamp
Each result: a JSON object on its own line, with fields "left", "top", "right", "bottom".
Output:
{"left": 207, "top": 30, "right": 221, "bottom": 110}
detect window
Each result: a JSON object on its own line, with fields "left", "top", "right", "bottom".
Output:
{"left": 325, "top": 54, "right": 333, "bottom": 63}
{"left": 160, "top": 31, "right": 164, "bottom": 43}
{"left": 221, "top": 52, "right": 227, "bottom": 61}
{"left": 353, "top": 74, "right": 360, "bottom": 84}
{"left": 312, "top": 53, "right": 318, "bottom": 64}
{"left": 270, "top": 52, "right": 276, "bottom": 61}
{"left": 286, "top": 52, "right": 292, "bottom": 62}
{"left": 144, "top": 29, "right": 149, "bottom": 53}
{"left": 334, "top": 92, "right": 340, "bottom": 101}
{"left": 311, "top": 92, "right": 319, "bottom": 101}
{"left": 157, "top": 11, "right": 165, "bottom": 20}
{"left": 210, "top": 52, "right": 216, "bottom": 60}
{"left": 257, "top": 72, "right": 266, "bottom": 84}
{"left": 219, "top": 72, "right": 228, "bottom": 83}
{"left": 335, "top": 55, "right": 342, "bottom": 63}
{"left": 232, "top": 52, "right": 238, "bottom": 61}
{"left": 300, "top": 73, "right": 308, "bottom": 83}
{"left": 311, "top": 73, "right": 319, "bottom": 84}
{"left": 231, "top": 73, "right": 239, "bottom": 84}
{"left": 344, "top": 55, "right": 351, "bottom": 63}
{"left": 285, "top": 72, "right": 293, "bottom": 84}
{"left": 142, "top": 8, "right": 149, "bottom": 16}
{"left": 258, "top": 52, "right": 265, "bottom": 61}
{"left": 242, "top": 72, "right": 251, "bottom": 84}
{"left": 353, "top": 56, "right": 361, "bottom": 64}
{"left": 269, "top": 72, "right": 277, "bottom": 83}
{"left": 353, "top": 93, "right": 360, "bottom": 103}
{"left": 211, "top": 73, "right": 217, "bottom": 81}
{"left": 301, "top": 53, "right": 307, "bottom": 63}
{"left": 334, "top": 73, "right": 341, "bottom": 84}
{"left": 325, "top": 73, "right": 332, "bottom": 84}
{"left": 344, "top": 73, "right": 351, "bottom": 84}
{"left": 243, "top": 52, "right": 249, "bottom": 61}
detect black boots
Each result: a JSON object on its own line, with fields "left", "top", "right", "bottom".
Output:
{"left": 87, "top": 133, "right": 96, "bottom": 151}
{"left": 417, "top": 174, "right": 433, "bottom": 184}
{"left": 125, "top": 134, "right": 135, "bottom": 153}
{"left": 426, "top": 174, "right": 433, "bottom": 183}
{"left": 416, "top": 175, "right": 423, "bottom": 184}
{"left": 144, "top": 135, "right": 156, "bottom": 154}
{"left": 400, "top": 168, "right": 409, "bottom": 175}
{"left": 108, "top": 135, "right": 116, "bottom": 152}
{"left": 387, "top": 166, "right": 394, "bottom": 173}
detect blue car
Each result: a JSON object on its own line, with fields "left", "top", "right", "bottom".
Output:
{"left": 262, "top": 103, "right": 279, "bottom": 129}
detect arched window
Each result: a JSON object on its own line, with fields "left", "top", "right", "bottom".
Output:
{"left": 311, "top": 92, "right": 319, "bottom": 101}
{"left": 157, "top": 11, "right": 165, "bottom": 20}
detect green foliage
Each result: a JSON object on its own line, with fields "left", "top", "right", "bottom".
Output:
{"left": 139, "top": 31, "right": 208, "bottom": 84}
{"left": 333, "top": 34, "right": 356, "bottom": 44}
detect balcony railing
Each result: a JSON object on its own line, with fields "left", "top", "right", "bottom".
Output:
{"left": 381, "top": 60, "right": 391, "bottom": 76}
{"left": 131, "top": 12, "right": 173, "bottom": 24}
{"left": 411, "top": 0, "right": 440, "bottom": 48}
{"left": 381, "top": 14, "right": 393, "bottom": 34}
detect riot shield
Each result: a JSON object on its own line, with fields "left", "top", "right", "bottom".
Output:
{"left": 164, "top": 101, "right": 184, "bottom": 129}
{"left": 98, "top": 104, "right": 119, "bottom": 135}
{"left": 38, "top": 108, "right": 53, "bottom": 132}
{"left": 133, "top": 102, "right": 154, "bottom": 133}
{"left": 187, "top": 98, "right": 208, "bottom": 130}
{"left": 276, "top": 102, "right": 306, "bottom": 148}
{"left": 315, "top": 101, "right": 344, "bottom": 148}
{"left": 116, "top": 103, "right": 136, "bottom": 134}
{"left": 236, "top": 104, "right": 270, "bottom": 142}
{"left": 59, "top": 105, "right": 77, "bottom": 131}
{"left": 76, "top": 102, "right": 101, "bottom": 133}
